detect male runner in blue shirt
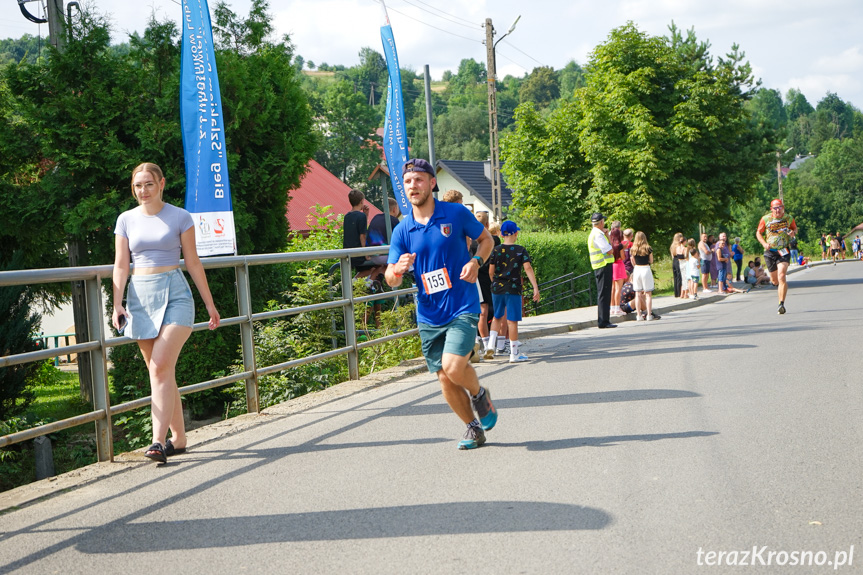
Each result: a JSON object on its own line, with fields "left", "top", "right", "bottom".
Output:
{"left": 385, "top": 159, "right": 497, "bottom": 449}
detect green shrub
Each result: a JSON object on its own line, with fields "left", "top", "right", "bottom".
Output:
{"left": 516, "top": 230, "right": 593, "bottom": 314}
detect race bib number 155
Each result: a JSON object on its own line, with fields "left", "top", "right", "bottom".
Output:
{"left": 421, "top": 267, "right": 452, "bottom": 295}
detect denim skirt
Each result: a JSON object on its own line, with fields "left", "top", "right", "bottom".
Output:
{"left": 126, "top": 268, "right": 195, "bottom": 340}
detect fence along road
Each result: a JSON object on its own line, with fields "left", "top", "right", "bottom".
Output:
{"left": 1, "top": 262, "right": 862, "bottom": 573}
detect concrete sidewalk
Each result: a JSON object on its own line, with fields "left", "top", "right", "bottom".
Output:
{"left": 0, "top": 259, "right": 827, "bottom": 512}
{"left": 517, "top": 259, "right": 823, "bottom": 340}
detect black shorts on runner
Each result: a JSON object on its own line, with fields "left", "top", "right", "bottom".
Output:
{"left": 832, "top": 249, "right": 840, "bottom": 256}
{"left": 763, "top": 250, "right": 790, "bottom": 273}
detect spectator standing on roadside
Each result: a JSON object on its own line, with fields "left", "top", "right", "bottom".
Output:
{"left": 588, "top": 212, "right": 616, "bottom": 329}
{"left": 698, "top": 233, "right": 713, "bottom": 293}
{"left": 732, "top": 237, "right": 745, "bottom": 281}
{"left": 756, "top": 198, "right": 797, "bottom": 315}
{"left": 622, "top": 229, "right": 634, "bottom": 279}
{"left": 486, "top": 221, "right": 540, "bottom": 363}
{"left": 488, "top": 221, "right": 509, "bottom": 353}
{"left": 707, "top": 235, "right": 719, "bottom": 288}
{"left": 788, "top": 235, "right": 799, "bottom": 267}
{"left": 687, "top": 239, "right": 700, "bottom": 299}
{"left": 715, "top": 233, "right": 731, "bottom": 294}
{"left": 630, "top": 231, "right": 655, "bottom": 321}
{"left": 610, "top": 222, "right": 626, "bottom": 316}
{"left": 670, "top": 232, "right": 687, "bottom": 298}
{"left": 820, "top": 234, "right": 828, "bottom": 260}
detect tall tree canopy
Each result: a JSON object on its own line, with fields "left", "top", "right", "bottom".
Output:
{"left": 503, "top": 22, "right": 774, "bottom": 238}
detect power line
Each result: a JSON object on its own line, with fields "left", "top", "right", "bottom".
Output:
{"left": 500, "top": 39, "right": 546, "bottom": 68}
{"left": 397, "top": 0, "right": 481, "bottom": 31}
{"left": 382, "top": 3, "right": 482, "bottom": 44}
{"left": 400, "top": 0, "right": 479, "bottom": 27}
{"left": 495, "top": 49, "right": 531, "bottom": 74}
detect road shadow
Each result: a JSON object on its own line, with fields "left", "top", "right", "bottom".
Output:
{"left": 791, "top": 276, "right": 863, "bottom": 289}
{"left": 496, "top": 430, "right": 719, "bottom": 451}
{"left": 73, "top": 501, "right": 611, "bottom": 553}
{"left": 384, "top": 389, "right": 701, "bottom": 418}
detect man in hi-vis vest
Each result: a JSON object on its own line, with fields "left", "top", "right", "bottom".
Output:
{"left": 588, "top": 212, "right": 616, "bottom": 328}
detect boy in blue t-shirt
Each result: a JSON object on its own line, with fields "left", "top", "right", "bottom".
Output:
{"left": 485, "top": 221, "right": 540, "bottom": 363}
{"left": 385, "top": 159, "right": 498, "bottom": 450}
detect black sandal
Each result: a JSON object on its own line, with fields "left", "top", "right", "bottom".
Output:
{"left": 165, "top": 439, "right": 186, "bottom": 457}
{"left": 144, "top": 442, "right": 167, "bottom": 464}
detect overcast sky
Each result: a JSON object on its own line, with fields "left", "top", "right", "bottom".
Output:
{"left": 3, "top": 0, "right": 862, "bottom": 109}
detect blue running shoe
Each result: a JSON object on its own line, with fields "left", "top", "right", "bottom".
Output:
{"left": 472, "top": 387, "right": 498, "bottom": 431}
{"left": 509, "top": 354, "right": 529, "bottom": 363}
{"left": 458, "top": 425, "right": 486, "bottom": 450}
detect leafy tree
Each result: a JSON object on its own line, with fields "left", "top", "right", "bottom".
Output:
{"left": 0, "top": 34, "right": 45, "bottom": 66}
{"left": 575, "top": 23, "right": 773, "bottom": 237}
{"left": 315, "top": 80, "right": 381, "bottom": 190}
{"left": 446, "top": 58, "right": 487, "bottom": 107}
{"left": 785, "top": 88, "right": 814, "bottom": 120}
{"left": 343, "top": 47, "right": 387, "bottom": 107}
{"left": 558, "top": 60, "right": 585, "bottom": 99}
{"left": 503, "top": 22, "right": 774, "bottom": 238}
{"left": 747, "top": 88, "right": 787, "bottom": 134}
{"left": 501, "top": 101, "right": 591, "bottom": 230}
{"left": 430, "top": 104, "right": 489, "bottom": 161}
{"left": 784, "top": 137, "right": 863, "bottom": 240}
{"left": 810, "top": 92, "right": 855, "bottom": 153}
{"left": 519, "top": 66, "right": 560, "bottom": 107}
{"left": 0, "top": 256, "right": 40, "bottom": 420}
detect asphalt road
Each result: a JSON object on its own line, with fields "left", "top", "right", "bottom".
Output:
{"left": 2, "top": 262, "right": 863, "bottom": 574}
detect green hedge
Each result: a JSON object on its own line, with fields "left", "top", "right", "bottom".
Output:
{"left": 515, "top": 230, "right": 594, "bottom": 314}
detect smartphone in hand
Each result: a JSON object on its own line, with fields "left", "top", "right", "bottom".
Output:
{"left": 117, "top": 314, "right": 127, "bottom": 334}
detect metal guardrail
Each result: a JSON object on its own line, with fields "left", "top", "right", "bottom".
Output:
{"left": 526, "top": 270, "right": 594, "bottom": 315}
{"left": 0, "top": 246, "right": 417, "bottom": 462}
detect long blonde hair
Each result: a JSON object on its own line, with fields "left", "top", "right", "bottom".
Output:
{"left": 632, "top": 231, "right": 651, "bottom": 256}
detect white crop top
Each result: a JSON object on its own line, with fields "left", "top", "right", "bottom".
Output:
{"left": 114, "top": 203, "right": 195, "bottom": 268}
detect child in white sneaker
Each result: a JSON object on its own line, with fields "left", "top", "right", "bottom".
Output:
{"left": 486, "top": 221, "right": 540, "bottom": 363}
{"left": 687, "top": 240, "right": 700, "bottom": 299}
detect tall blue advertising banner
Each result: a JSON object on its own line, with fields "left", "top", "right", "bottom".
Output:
{"left": 180, "top": 0, "right": 236, "bottom": 256}
{"left": 380, "top": 2, "right": 410, "bottom": 216}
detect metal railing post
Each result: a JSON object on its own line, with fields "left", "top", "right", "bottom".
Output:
{"left": 85, "top": 276, "right": 113, "bottom": 462}
{"left": 341, "top": 257, "right": 360, "bottom": 380}
{"left": 236, "top": 261, "right": 259, "bottom": 413}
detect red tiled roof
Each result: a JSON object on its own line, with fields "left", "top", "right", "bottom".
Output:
{"left": 286, "top": 160, "right": 381, "bottom": 234}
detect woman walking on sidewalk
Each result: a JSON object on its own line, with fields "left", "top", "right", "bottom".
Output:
{"left": 112, "top": 163, "right": 221, "bottom": 464}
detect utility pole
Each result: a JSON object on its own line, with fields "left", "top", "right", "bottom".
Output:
{"left": 484, "top": 18, "right": 502, "bottom": 222}
{"left": 45, "top": 0, "right": 66, "bottom": 51}
{"left": 484, "top": 16, "right": 519, "bottom": 222}
{"left": 423, "top": 65, "right": 438, "bottom": 199}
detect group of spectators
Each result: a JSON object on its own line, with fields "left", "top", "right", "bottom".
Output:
{"left": 670, "top": 232, "right": 749, "bottom": 298}
{"left": 820, "top": 232, "right": 853, "bottom": 264}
